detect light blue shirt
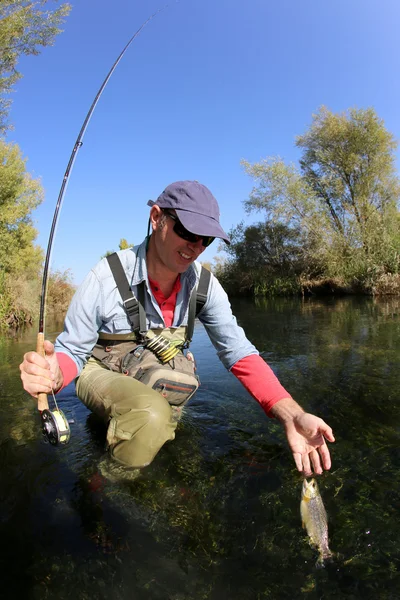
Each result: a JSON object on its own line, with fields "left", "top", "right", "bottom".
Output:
{"left": 54, "top": 238, "right": 258, "bottom": 375}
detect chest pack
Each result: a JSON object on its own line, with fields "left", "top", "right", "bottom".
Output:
{"left": 91, "top": 253, "right": 211, "bottom": 406}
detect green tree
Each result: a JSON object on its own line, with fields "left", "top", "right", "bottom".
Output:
{"left": 101, "top": 238, "right": 134, "bottom": 259}
{"left": 226, "top": 221, "right": 305, "bottom": 274}
{"left": 242, "top": 107, "right": 400, "bottom": 290}
{"left": 0, "top": 0, "right": 71, "bottom": 132}
{"left": 0, "top": 138, "right": 44, "bottom": 325}
{"left": 119, "top": 238, "right": 132, "bottom": 250}
{"left": 0, "top": 139, "right": 43, "bottom": 275}
{"left": 216, "top": 221, "right": 305, "bottom": 296}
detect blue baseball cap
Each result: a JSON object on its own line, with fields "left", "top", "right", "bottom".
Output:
{"left": 147, "top": 180, "right": 230, "bottom": 244}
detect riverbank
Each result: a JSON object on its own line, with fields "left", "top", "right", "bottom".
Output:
{"left": 300, "top": 273, "right": 400, "bottom": 296}
{"left": 217, "top": 271, "right": 400, "bottom": 299}
{"left": 0, "top": 270, "right": 75, "bottom": 329}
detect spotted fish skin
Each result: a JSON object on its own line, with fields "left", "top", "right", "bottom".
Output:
{"left": 300, "top": 478, "right": 332, "bottom": 565}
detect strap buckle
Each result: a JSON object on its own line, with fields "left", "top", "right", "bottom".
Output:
{"left": 123, "top": 297, "right": 138, "bottom": 312}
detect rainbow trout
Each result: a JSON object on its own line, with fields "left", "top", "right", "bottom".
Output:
{"left": 300, "top": 478, "right": 332, "bottom": 565}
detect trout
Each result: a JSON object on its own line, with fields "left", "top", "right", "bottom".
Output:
{"left": 300, "top": 478, "right": 332, "bottom": 565}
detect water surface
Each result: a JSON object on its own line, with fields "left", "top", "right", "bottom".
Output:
{"left": 1, "top": 296, "right": 399, "bottom": 599}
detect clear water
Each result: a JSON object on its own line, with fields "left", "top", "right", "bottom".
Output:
{"left": 1, "top": 296, "right": 400, "bottom": 599}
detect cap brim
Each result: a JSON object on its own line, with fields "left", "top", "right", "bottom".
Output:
{"left": 176, "top": 209, "right": 230, "bottom": 245}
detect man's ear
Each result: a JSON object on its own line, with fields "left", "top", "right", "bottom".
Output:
{"left": 150, "top": 205, "right": 163, "bottom": 230}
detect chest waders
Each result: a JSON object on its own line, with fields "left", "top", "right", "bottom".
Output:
{"left": 91, "top": 253, "right": 211, "bottom": 406}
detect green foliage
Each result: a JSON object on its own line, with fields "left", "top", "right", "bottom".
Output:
{"left": 0, "top": 0, "right": 71, "bottom": 132}
{"left": 119, "top": 238, "right": 132, "bottom": 250}
{"left": 46, "top": 268, "right": 75, "bottom": 314}
{"left": 0, "top": 267, "right": 75, "bottom": 328}
{"left": 0, "top": 270, "right": 40, "bottom": 326}
{"left": 0, "top": 138, "right": 52, "bottom": 327}
{"left": 216, "top": 220, "right": 313, "bottom": 297}
{"left": 235, "top": 107, "right": 400, "bottom": 295}
{"left": 226, "top": 221, "right": 307, "bottom": 274}
{"left": 0, "top": 139, "right": 44, "bottom": 276}
{"left": 101, "top": 238, "right": 134, "bottom": 259}
{"left": 0, "top": 3, "right": 71, "bottom": 325}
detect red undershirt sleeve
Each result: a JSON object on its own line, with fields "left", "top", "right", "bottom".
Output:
{"left": 56, "top": 352, "right": 78, "bottom": 392}
{"left": 231, "top": 354, "right": 292, "bottom": 417}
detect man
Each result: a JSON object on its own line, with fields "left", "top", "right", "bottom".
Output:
{"left": 20, "top": 180, "right": 334, "bottom": 475}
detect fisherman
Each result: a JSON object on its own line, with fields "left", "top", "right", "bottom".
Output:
{"left": 20, "top": 180, "right": 334, "bottom": 474}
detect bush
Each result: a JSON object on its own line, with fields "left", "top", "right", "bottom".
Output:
{"left": 0, "top": 269, "right": 75, "bottom": 328}
{"left": 46, "top": 269, "right": 75, "bottom": 315}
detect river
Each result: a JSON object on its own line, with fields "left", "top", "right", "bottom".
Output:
{"left": 1, "top": 296, "right": 399, "bottom": 599}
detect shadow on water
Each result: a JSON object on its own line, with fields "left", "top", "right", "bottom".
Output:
{"left": 1, "top": 298, "right": 400, "bottom": 599}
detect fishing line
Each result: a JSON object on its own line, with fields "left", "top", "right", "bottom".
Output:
{"left": 36, "top": 6, "right": 168, "bottom": 445}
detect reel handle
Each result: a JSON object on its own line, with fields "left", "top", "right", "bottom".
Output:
{"left": 36, "top": 332, "right": 50, "bottom": 412}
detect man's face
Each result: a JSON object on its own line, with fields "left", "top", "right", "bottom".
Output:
{"left": 149, "top": 206, "right": 207, "bottom": 274}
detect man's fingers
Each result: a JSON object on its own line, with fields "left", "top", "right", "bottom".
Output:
{"left": 43, "top": 340, "right": 55, "bottom": 356}
{"left": 309, "top": 449, "right": 323, "bottom": 475}
{"left": 294, "top": 448, "right": 330, "bottom": 476}
{"left": 320, "top": 422, "right": 335, "bottom": 443}
{"left": 293, "top": 450, "right": 310, "bottom": 474}
{"left": 20, "top": 375, "right": 54, "bottom": 397}
{"left": 317, "top": 441, "right": 332, "bottom": 470}
{"left": 24, "top": 351, "right": 50, "bottom": 371}
{"left": 301, "top": 453, "right": 312, "bottom": 477}
{"left": 293, "top": 452, "right": 303, "bottom": 472}
{"left": 22, "top": 361, "right": 54, "bottom": 381}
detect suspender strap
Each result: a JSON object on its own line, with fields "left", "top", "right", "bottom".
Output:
{"left": 106, "top": 253, "right": 211, "bottom": 344}
{"left": 186, "top": 267, "right": 211, "bottom": 344}
{"left": 196, "top": 267, "right": 211, "bottom": 316}
{"left": 137, "top": 281, "right": 147, "bottom": 335}
{"left": 106, "top": 253, "right": 139, "bottom": 329}
{"left": 186, "top": 286, "right": 197, "bottom": 345}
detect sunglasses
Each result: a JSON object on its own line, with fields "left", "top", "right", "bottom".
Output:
{"left": 163, "top": 210, "right": 215, "bottom": 248}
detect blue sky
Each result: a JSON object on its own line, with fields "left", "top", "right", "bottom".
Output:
{"left": 8, "top": 0, "right": 400, "bottom": 284}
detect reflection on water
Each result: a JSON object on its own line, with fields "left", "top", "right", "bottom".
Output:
{"left": 1, "top": 297, "right": 400, "bottom": 599}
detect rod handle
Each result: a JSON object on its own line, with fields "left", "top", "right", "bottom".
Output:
{"left": 36, "top": 332, "right": 49, "bottom": 411}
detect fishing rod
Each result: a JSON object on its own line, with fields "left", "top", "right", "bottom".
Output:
{"left": 37, "top": 7, "right": 167, "bottom": 445}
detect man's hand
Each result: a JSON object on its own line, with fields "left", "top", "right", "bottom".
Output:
{"left": 283, "top": 412, "right": 334, "bottom": 475}
{"left": 271, "top": 398, "right": 335, "bottom": 476}
{"left": 20, "top": 340, "right": 63, "bottom": 398}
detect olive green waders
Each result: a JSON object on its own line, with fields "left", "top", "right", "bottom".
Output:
{"left": 76, "top": 357, "right": 178, "bottom": 468}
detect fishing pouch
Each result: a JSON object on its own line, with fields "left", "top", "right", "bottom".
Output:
{"left": 92, "top": 339, "right": 199, "bottom": 407}
{"left": 121, "top": 346, "right": 199, "bottom": 406}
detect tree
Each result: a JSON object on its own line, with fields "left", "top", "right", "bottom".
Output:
{"left": 226, "top": 221, "right": 305, "bottom": 274}
{"left": 242, "top": 107, "right": 400, "bottom": 288}
{"left": 0, "top": 0, "right": 71, "bottom": 132}
{"left": 0, "top": 138, "right": 44, "bottom": 325}
{"left": 216, "top": 221, "right": 306, "bottom": 296}
{"left": 297, "top": 107, "right": 400, "bottom": 251}
{"left": 101, "top": 238, "right": 134, "bottom": 259}
{"left": 0, "top": 138, "right": 43, "bottom": 275}
{"left": 119, "top": 238, "right": 132, "bottom": 250}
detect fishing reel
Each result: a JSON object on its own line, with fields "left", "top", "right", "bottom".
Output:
{"left": 36, "top": 333, "right": 71, "bottom": 446}
{"left": 41, "top": 408, "right": 71, "bottom": 446}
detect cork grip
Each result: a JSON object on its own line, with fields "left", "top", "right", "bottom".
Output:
{"left": 36, "top": 332, "right": 50, "bottom": 411}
